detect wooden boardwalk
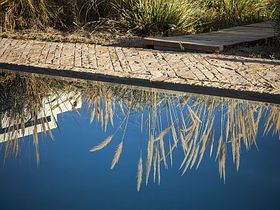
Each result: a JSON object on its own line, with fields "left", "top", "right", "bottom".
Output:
{"left": 144, "top": 21, "right": 275, "bottom": 52}
{"left": 0, "top": 38, "right": 279, "bottom": 103}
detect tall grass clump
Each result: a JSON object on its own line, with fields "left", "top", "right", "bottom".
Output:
{"left": 275, "top": 0, "right": 280, "bottom": 40}
{"left": 116, "top": 0, "right": 277, "bottom": 35}
{"left": 195, "top": 0, "right": 277, "bottom": 32}
{"left": 0, "top": 0, "right": 118, "bottom": 31}
{"left": 117, "top": 0, "right": 200, "bottom": 35}
{"left": 0, "top": 0, "right": 277, "bottom": 34}
{"left": 0, "top": 0, "right": 54, "bottom": 31}
{"left": 61, "top": 0, "right": 120, "bottom": 29}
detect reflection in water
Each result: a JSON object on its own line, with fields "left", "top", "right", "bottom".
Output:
{"left": 0, "top": 72, "right": 82, "bottom": 164}
{"left": 0, "top": 70, "right": 279, "bottom": 191}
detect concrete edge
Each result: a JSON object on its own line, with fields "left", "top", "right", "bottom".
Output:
{"left": 0, "top": 62, "right": 279, "bottom": 105}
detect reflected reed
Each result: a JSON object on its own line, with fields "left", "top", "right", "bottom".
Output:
{"left": 0, "top": 70, "right": 279, "bottom": 191}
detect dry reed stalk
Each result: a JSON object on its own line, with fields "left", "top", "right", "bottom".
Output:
{"left": 90, "top": 135, "right": 113, "bottom": 152}
{"left": 111, "top": 141, "right": 123, "bottom": 169}
{"left": 137, "top": 155, "right": 143, "bottom": 192}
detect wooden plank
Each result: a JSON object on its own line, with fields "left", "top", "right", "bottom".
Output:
{"left": 95, "top": 45, "right": 114, "bottom": 72}
{"left": 45, "top": 43, "right": 57, "bottom": 64}
{"left": 144, "top": 21, "right": 275, "bottom": 53}
{"left": 145, "top": 38, "right": 223, "bottom": 53}
{"left": 27, "top": 41, "right": 45, "bottom": 64}
{"left": 60, "top": 43, "right": 75, "bottom": 67}
{"left": 7, "top": 40, "right": 28, "bottom": 63}
{"left": 242, "top": 21, "right": 273, "bottom": 28}
{"left": 88, "top": 44, "right": 98, "bottom": 70}
{"left": 0, "top": 39, "right": 13, "bottom": 58}
{"left": 74, "top": 43, "right": 82, "bottom": 67}
{"left": 81, "top": 43, "right": 90, "bottom": 68}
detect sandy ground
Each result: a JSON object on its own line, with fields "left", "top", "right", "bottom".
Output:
{"left": 0, "top": 24, "right": 279, "bottom": 59}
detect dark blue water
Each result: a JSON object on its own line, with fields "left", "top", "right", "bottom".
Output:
{"left": 0, "top": 70, "right": 279, "bottom": 210}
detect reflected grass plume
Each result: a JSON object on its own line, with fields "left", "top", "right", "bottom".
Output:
{"left": 0, "top": 71, "right": 81, "bottom": 164}
{"left": 0, "top": 70, "right": 279, "bottom": 191}
{"left": 88, "top": 90, "right": 280, "bottom": 190}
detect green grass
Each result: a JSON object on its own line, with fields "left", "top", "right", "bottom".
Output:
{"left": 115, "top": 0, "right": 200, "bottom": 35}
{"left": 115, "top": 0, "right": 276, "bottom": 35}
{"left": 193, "top": 0, "right": 276, "bottom": 32}
{"left": 275, "top": 0, "right": 280, "bottom": 40}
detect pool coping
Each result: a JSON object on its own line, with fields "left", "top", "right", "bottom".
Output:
{"left": 1, "top": 62, "right": 279, "bottom": 105}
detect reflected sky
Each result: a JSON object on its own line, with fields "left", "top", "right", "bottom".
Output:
{"left": 0, "top": 69, "right": 279, "bottom": 210}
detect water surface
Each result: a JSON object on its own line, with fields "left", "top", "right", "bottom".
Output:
{"left": 0, "top": 70, "right": 279, "bottom": 210}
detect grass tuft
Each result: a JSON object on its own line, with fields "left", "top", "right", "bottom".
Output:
{"left": 116, "top": 0, "right": 200, "bottom": 35}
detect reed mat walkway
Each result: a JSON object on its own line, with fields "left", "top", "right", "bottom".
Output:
{"left": 144, "top": 21, "right": 275, "bottom": 52}
{"left": 0, "top": 38, "right": 279, "bottom": 103}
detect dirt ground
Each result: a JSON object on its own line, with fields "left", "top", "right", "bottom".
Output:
{"left": 1, "top": 23, "right": 279, "bottom": 59}
{"left": 0, "top": 21, "right": 145, "bottom": 48}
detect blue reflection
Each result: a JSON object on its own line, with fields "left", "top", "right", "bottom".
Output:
{"left": 0, "top": 70, "right": 279, "bottom": 210}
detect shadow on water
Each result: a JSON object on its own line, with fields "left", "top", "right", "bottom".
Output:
{"left": 0, "top": 69, "right": 279, "bottom": 191}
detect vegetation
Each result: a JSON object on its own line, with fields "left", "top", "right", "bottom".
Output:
{"left": 0, "top": 72, "right": 54, "bottom": 164}
{"left": 0, "top": 71, "right": 279, "bottom": 191}
{"left": 0, "top": 0, "right": 277, "bottom": 35}
{"left": 275, "top": 0, "right": 280, "bottom": 39}
{"left": 194, "top": 0, "right": 276, "bottom": 32}
{"left": 0, "top": 0, "right": 117, "bottom": 31}
{"left": 116, "top": 0, "right": 199, "bottom": 35}
{"left": 118, "top": 0, "right": 277, "bottom": 34}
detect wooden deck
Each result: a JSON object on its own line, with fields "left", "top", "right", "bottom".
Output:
{"left": 144, "top": 21, "right": 275, "bottom": 53}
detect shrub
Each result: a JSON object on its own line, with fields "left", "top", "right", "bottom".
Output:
{"left": 0, "top": 0, "right": 54, "bottom": 30}
{"left": 0, "top": 0, "right": 277, "bottom": 34}
{"left": 0, "top": 0, "right": 117, "bottom": 31}
{"left": 116, "top": 0, "right": 276, "bottom": 35}
{"left": 275, "top": 0, "right": 280, "bottom": 39}
{"left": 117, "top": 0, "right": 200, "bottom": 35}
{"left": 194, "top": 0, "right": 276, "bottom": 32}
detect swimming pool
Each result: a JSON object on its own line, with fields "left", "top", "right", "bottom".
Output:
{"left": 0, "top": 69, "right": 279, "bottom": 210}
